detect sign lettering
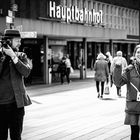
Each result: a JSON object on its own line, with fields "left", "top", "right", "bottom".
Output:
{"left": 49, "top": 1, "right": 103, "bottom": 25}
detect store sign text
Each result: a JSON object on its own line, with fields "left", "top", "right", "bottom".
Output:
{"left": 49, "top": 1, "right": 103, "bottom": 25}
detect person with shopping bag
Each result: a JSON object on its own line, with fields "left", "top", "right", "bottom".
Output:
{"left": 94, "top": 53, "right": 109, "bottom": 98}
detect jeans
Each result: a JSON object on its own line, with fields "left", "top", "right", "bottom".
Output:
{"left": 0, "top": 102, "right": 25, "bottom": 140}
{"left": 96, "top": 81, "right": 105, "bottom": 96}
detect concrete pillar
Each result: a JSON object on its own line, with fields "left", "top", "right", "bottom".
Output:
{"left": 109, "top": 39, "right": 113, "bottom": 56}
{"left": 83, "top": 38, "right": 87, "bottom": 78}
{"left": 44, "top": 36, "right": 49, "bottom": 84}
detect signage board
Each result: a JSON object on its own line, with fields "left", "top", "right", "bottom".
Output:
{"left": 49, "top": 1, "right": 103, "bottom": 25}
{"left": 20, "top": 32, "right": 37, "bottom": 38}
{"left": 6, "top": 16, "right": 13, "bottom": 23}
{"left": 8, "top": 10, "right": 13, "bottom": 17}
{"left": 48, "top": 40, "right": 67, "bottom": 45}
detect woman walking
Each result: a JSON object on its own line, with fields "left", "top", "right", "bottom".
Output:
{"left": 113, "top": 44, "right": 140, "bottom": 140}
{"left": 94, "top": 53, "right": 109, "bottom": 98}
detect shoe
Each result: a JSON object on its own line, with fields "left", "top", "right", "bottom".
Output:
{"left": 100, "top": 95, "right": 103, "bottom": 98}
{"left": 97, "top": 93, "right": 100, "bottom": 98}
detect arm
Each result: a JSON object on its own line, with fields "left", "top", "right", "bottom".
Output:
{"left": 0, "top": 49, "right": 5, "bottom": 75}
{"left": 3, "top": 46, "right": 32, "bottom": 78}
{"left": 110, "top": 58, "right": 116, "bottom": 74}
{"left": 113, "top": 65, "right": 131, "bottom": 87}
{"left": 106, "top": 63, "right": 109, "bottom": 83}
{"left": 14, "top": 52, "right": 32, "bottom": 78}
{"left": 93, "top": 61, "right": 97, "bottom": 71}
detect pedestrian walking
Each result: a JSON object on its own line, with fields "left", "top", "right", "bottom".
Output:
{"left": 0, "top": 29, "right": 32, "bottom": 140}
{"left": 113, "top": 44, "right": 140, "bottom": 140}
{"left": 94, "top": 53, "right": 109, "bottom": 98}
{"left": 105, "top": 51, "right": 113, "bottom": 73}
{"left": 58, "top": 56, "right": 70, "bottom": 84}
{"left": 111, "top": 51, "right": 127, "bottom": 96}
{"left": 106, "top": 51, "right": 113, "bottom": 87}
{"left": 65, "top": 54, "right": 71, "bottom": 83}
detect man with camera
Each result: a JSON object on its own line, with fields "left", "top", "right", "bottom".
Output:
{"left": 0, "top": 29, "right": 32, "bottom": 140}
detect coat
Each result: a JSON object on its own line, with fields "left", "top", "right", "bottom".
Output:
{"left": 0, "top": 52, "right": 32, "bottom": 108}
{"left": 114, "top": 62, "right": 140, "bottom": 114}
{"left": 94, "top": 58, "right": 109, "bottom": 82}
{"left": 57, "top": 61, "right": 67, "bottom": 75}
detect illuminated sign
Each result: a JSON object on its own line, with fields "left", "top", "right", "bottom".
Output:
{"left": 49, "top": 1, "right": 103, "bottom": 25}
{"left": 20, "top": 32, "right": 37, "bottom": 38}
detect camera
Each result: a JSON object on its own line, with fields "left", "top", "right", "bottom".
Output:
{"left": 0, "top": 39, "right": 11, "bottom": 49}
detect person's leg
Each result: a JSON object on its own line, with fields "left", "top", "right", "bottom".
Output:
{"left": 110, "top": 74, "right": 113, "bottom": 87}
{"left": 60, "top": 73, "right": 64, "bottom": 84}
{"left": 101, "top": 81, "right": 105, "bottom": 98}
{"left": 0, "top": 105, "right": 9, "bottom": 140}
{"left": 116, "top": 86, "right": 121, "bottom": 96}
{"left": 96, "top": 81, "right": 100, "bottom": 98}
{"left": 130, "top": 125, "right": 139, "bottom": 140}
{"left": 66, "top": 68, "right": 70, "bottom": 83}
{"left": 9, "top": 103, "right": 25, "bottom": 140}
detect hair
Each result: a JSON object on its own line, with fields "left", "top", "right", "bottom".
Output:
{"left": 133, "top": 44, "right": 140, "bottom": 56}
{"left": 116, "top": 51, "right": 122, "bottom": 56}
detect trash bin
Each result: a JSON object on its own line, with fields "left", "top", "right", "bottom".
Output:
{"left": 80, "top": 65, "right": 86, "bottom": 79}
{"left": 48, "top": 67, "right": 52, "bottom": 84}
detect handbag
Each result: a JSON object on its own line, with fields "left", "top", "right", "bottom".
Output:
{"left": 104, "top": 84, "right": 110, "bottom": 95}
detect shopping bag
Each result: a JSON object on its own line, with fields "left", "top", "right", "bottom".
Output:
{"left": 70, "top": 67, "right": 74, "bottom": 73}
{"left": 104, "top": 84, "right": 110, "bottom": 95}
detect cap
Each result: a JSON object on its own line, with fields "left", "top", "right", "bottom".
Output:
{"left": 4, "top": 29, "right": 21, "bottom": 39}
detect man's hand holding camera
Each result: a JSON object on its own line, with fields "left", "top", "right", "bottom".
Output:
{"left": 2, "top": 45, "right": 18, "bottom": 64}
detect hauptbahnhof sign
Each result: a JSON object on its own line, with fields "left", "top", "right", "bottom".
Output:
{"left": 49, "top": 1, "right": 103, "bottom": 25}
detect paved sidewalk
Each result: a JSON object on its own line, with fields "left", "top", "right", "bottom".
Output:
{"left": 26, "top": 78, "right": 95, "bottom": 97}
{"left": 20, "top": 78, "right": 132, "bottom": 140}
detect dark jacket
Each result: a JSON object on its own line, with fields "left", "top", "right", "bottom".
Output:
{"left": 112, "top": 64, "right": 122, "bottom": 87}
{"left": 58, "top": 61, "right": 67, "bottom": 74}
{"left": 114, "top": 62, "right": 140, "bottom": 114}
{"left": 0, "top": 52, "right": 32, "bottom": 108}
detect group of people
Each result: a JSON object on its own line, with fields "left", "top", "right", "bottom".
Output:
{"left": 94, "top": 50, "right": 127, "bottom": 98}
{"left": 57, "top": 54, "right": 72, "bottom": 84}
{"left": 1, "top": 28, "right": 140, "bottom": 140}
{"left": 94, "top": 44, "right": 140, "bottom": 140}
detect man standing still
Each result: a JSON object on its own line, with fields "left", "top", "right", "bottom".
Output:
{"left": 0, "top": 29, "right": 32, "bottom": 140}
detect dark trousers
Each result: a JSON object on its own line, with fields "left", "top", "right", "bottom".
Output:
{"left": 0, "top": 102, "right": 25, "bottom": 140}
{"left": 116, "top": 86, "right": 121, "bottom": 96}
{"left": 130, "top": 125, "right": 139, "bottom": 140}
{"left": 96, "top": 81, "right": 105, "bottom": 96}
{"left": 60, "top": 72, "right": 70, "bottom": 84}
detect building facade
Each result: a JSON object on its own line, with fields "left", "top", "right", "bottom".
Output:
{"left": 0, "top": 0, "right": 140, "bottom": 84}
